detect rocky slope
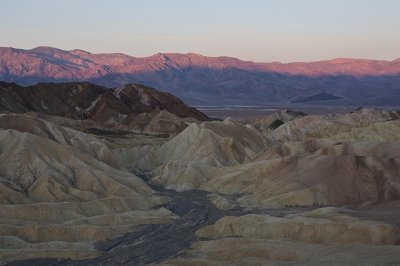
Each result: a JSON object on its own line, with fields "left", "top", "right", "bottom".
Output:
{"left": 2, "top": 47, "right": 400, "bottom": 105}
{"left": 0, "top": 84, "right": 400, "bottom": 265}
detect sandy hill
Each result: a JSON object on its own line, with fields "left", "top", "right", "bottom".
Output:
{"left": 0, "top": 84, "right": 400, "bottom": 265}
{"left": 136, "top": 108, "right": 400, "bottom": 209}
{"left": 0, "top": 114, "right": 175, "bottom": 262}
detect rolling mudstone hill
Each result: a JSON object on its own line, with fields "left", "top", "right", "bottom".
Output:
{"left": 0, "top": 81, "right": 399, "bottom": 265}
{"left": 1, "top": 46, "right": 400, "bottom": 105}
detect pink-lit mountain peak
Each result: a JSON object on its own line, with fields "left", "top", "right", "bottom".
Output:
{"left": 1, "top": 46, "right": 400, "bottom": 80}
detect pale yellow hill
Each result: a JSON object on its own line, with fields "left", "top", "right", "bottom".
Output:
{"left": 158, "top": 207, "right": 400, "bottom": 266}
{"left": 0, "top": 116, "right": 175, "bottom": 262}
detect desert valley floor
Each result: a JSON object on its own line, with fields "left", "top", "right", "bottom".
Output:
{"left": 0, "top": 82, "right": 400, "bottom": 265}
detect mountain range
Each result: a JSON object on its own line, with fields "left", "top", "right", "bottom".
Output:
{"left": 1, "top": 46, "right": 400, "bottom": 105}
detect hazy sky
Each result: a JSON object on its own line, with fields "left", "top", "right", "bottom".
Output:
{"left": 1, "top": 0, "right": 399, "bottom": 62}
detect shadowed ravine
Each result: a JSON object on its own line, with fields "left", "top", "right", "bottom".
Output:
{"left": 87, "top": 188, "right": 232, "bottom": 266}
{"left": 5, "top": 187, "right": 239, "bottom": 266}
{"left": 6, "top": 185, "right": 312, "bottom": 266}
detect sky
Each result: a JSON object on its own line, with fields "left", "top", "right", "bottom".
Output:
{"left": 0, "top": 0, "right": 399, "bottom": 62}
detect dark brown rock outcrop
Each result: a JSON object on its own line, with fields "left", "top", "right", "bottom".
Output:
{"left": 0, "top": 81, "right": 208, "bottom": 134}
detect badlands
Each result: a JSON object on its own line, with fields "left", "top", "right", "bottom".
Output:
{"left": 0, "top": 82, "right": 399, "bottom": 265}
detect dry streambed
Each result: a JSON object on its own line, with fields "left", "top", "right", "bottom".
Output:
{"left": 5, "top": 187, "right": 319, "bottom": 266}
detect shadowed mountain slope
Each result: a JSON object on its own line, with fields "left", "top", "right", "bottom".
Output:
{"left": 0, "top": 81, "right": 208, "bottom": 135}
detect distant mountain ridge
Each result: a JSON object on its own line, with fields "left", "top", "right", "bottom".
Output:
{"left": 1, "top": 46, "right": 400, "bottom": 105}
{"left": 2, "top": 46, "right": 400, "bottom": 78}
